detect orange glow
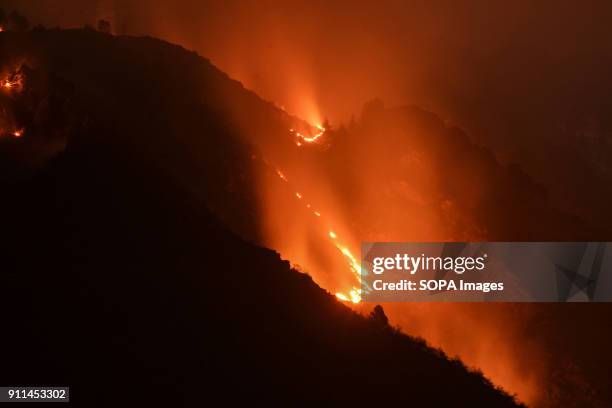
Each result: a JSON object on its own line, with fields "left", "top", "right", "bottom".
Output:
{"left": 252, "top": 112, "right": 539, "bottom": 405}
{"left": 335, "top": 293, "right": 349, "bottom": 302}
{"left": 290, "top": 124, "right": 326, "bottom": 146}
{"left": 270, "top": 157, "right": 362, "bottom": 304}
{"left": 12, "top": 128, "right": 24, "bottom": 138}
{"left": 1, "top": 71, "right": 25, "bottom": 92}
{"left": 276, "top": 170, "right": 287, "bottom": 181}
{"left": 0, "top": 5, "right": 600, "bottom": 403}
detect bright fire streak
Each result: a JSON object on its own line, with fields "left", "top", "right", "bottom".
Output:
{"left": 335, "top": 244, "right": 361, "bottom": 285}
{"left": 276, "top": 126, "right": 361, "bottom": 304}
{"left": 276, "top": 170, "right": 287, "bottom": 181}
{"left": 349, "top": 288, "right": 361, "bottom": 303}
{"left": 336, "top": 288, "right": 362, "bottom": 304}
{"left": 290, "top": 124, "right": 326, "bottom": 146}
{"left": 336, "top": 293, "right": 350, "bottom": 302}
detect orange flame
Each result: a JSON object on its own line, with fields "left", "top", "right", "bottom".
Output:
{"left": 290, "top": 124, "right": 326, "bottom": 146}
{"left": 273, "top": 154, "right": 362, "bottom": 304}
{"left": 0, "top": 127, "right": 25, "bottom": 139}
{"left": 1, "top": 71, "right": 25, "bottom": 92}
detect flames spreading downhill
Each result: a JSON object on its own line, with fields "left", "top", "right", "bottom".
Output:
{"left": 274, "top": 124, "right": 363, "bottom": 304}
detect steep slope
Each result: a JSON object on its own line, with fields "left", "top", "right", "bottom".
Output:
{"left": 0, "top": 29, "right": 522, "bottom": 406}
{"left": 0, "top": 27, "right": 306, "bottom": 242}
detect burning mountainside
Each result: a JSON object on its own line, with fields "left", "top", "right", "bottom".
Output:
{"left": 1, "top": 24, "right": 610, "bottom": 407}
{"left": 248, "top": 100, "right": 608, "bottom": 406}
{"left": 270, "top": 156, "right": 362, "bottom": 303}
{"left": 0, "top": 26, "right": 526, "bottom": 407}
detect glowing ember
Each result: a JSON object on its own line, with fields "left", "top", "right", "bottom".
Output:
{"left": 1, "top": 71, "right": 24, "bottom": 91}
{"left": 290, "top": 124, "right": 326, "bottom": 146}
{"left": 12, "top": 128, "right": 24, "bottom": 138}
{"left": 276, "top": 170, "right": 288, "bottom": 181}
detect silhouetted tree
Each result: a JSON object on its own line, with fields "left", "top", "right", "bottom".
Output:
{"left": 322, "top": 117, "right": 332, "bottom": 131}
{"left": 97, "top": 20, "right": 111, "bottom": 34}
{"left": 8, "top": 11, "right": 29, "bottom": 32}
{"left": 369, "top": 305, "right": 389, "bottom": 327}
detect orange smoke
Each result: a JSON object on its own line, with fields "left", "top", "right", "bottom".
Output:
{"left": 268, "top": 152, "right": 362, "bottom": 304}
{"left": 247, "top": 100, "right": 541, "bottom": 406}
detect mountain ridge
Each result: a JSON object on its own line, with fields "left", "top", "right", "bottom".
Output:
{"left": 0, "top": 28, "right": 524, "bottom": 406}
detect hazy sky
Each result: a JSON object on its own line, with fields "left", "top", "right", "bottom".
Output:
{"left": 4, "top": 0, "right": 612, "bottom": 155}
{"left": 3, "top": 2, "right": 610, "bottom": 111}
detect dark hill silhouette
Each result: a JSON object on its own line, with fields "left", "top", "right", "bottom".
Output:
{"left": 0, "top": 29, "right": 523, "bottom": 406}
{"left": 1, "top": 27, "right": 307, "bottom": 242}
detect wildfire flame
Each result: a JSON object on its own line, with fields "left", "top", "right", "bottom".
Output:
{"left": 290, "top": 124, "right": 326, "bottom": 146}
{"left": 1, "top": 71, "right": 25, "bottom": 91}
{"left": 273, "top": 148, "right": 362, "bottom": 304}
{"left": 0, "top": 127, "right": 25, "bottom": 139}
